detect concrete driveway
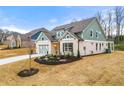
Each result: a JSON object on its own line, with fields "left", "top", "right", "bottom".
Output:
{"left": 0, "top": 54, "right": 42, "bottom": 65}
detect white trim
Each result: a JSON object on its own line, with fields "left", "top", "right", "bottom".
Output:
{"left": 59, "top": 31, "right": 77, "bottom": 41}
{"left": 36, "top": 32, "right": 50, "bottom": 41}
{"left": 84, "top": 40, "right": 113, "bottom": 43}
{"left": 82, "top": 18, "right": 107, "bottom": 41}
{"left": 82, "top": 18, "right": 96, "bottom": 33}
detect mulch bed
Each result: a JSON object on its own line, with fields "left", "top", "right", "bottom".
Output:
{"left": 17, "top": 68, "right": 39, "bottom": 77}
{"left": 34, "top": 57, "right": 81, "bottom": 65}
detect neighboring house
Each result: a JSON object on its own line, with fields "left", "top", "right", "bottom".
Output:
{"left": 0, "top": 34, "right": 6, "bottom": 44}
{"left": 0, "top": 33, "right": 9, "bottom": 44}
{"left": 5, "top": 34, "right": 22, "bottom": 48}
{"left": 20, "top": 28, "right": 44, "bottom": 48}
{"left": 32, "top": 17, "right": 114, "bottom": 56}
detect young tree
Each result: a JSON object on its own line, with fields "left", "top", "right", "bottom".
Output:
{"left": 28, "top": 36, "right": 33, "bottom": 70}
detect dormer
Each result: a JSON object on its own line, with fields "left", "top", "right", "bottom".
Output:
{"left": 56, "top": 30, "right": 65, "bottom": 39}
{"left": 55, "top": 26, "right": 73, "bottom": 39}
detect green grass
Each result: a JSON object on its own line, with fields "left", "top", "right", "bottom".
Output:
{"left": 115, "top": 41, "right": 124, "bottom": 51}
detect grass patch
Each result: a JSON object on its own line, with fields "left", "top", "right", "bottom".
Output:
{"left": 0, "top": 44, "right": 8, "bottom": 49}
{"left": 115, "top": 41, "right": 124, "bottom": 51}
{"left": 0, "top": 51, "right": 124, "bottom": 85}
{"left": 0, "top": 48, "right": 35, "bottom": 59}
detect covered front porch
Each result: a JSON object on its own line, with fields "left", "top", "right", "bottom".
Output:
{"left": 51, "top": 42, "right": 60, "bottom": 55}
{"left": 52, "top": 41, "right": 78, "bottom": 56}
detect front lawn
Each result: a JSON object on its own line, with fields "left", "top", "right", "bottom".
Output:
{"left": 0, "top": 44, "right": 8, "bottom": 49}
{"left": 115, "top": 44, "right": 124, "bottom": 51}
{"left": 0, "top": 51, "right": 124, "bottom": 85}
{"left": 0, "top": 47, "right": 35, "bottom": 59}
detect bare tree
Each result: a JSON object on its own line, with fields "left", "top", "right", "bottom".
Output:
{"left": 114, "top": 7, "right": 124, "bottom": 43}
{"left": 96, "top": 11, "right": 103, "bottom": 25}
{"left": 0, "top": 30, "right": 9, "bottom": 44}
{"left": 96, "top": 11, "right": 107, "bottom": 37}
{"left": 0, "top": 32, "right": 4, "bottom": 43}
{"left": 107, "top": 10, "right": 113, "bottom": 39}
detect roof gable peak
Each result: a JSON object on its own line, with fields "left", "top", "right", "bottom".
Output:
{"left": 51, "top": 17, "right": 96, "bottom": 33}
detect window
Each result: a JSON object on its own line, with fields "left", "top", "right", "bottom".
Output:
{"left": 102, "top": 43, "right": 104, "bottom": 46}
{"left": 106, "top": 43, "right": 108, "bottom": 46}
{"left": 111, "top": 43, "right": 114, "bottom": 50}
{"left": 99, "top": 43, "right": 101, "bottom": 51}
{"left": 83, "top": 47, "right": 86, "bottom": 55}
{"left": 96, "top": 43, "right": 98, "bottom": 51}
{"left": 61, "top": 32, "right": 64, "bottom": 36}
{"left": 58, "top": 32, "right": 60, "bottom": 37}
{"left": 57, "top": 31, "right": 64, "bottom": 38}
{"left": 83, "top": 47, "right": 86, "bottom": 50}
{"left": 96, "top": 32, "right": 98, "bottom": 38}
{"left": 66, "top": 35, "right": 69, "bottom": 38}
{"left": 90, "top": 30, "right": 93, "bottom": 37}
{"left": 41, "top": 37, "right": 44, "bottom": 40}
{"left": 63, "top": 43, "right": 73, "bottom": 52}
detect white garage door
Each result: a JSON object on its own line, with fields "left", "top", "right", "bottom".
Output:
{"left": 39, "top": 45, "right": 49, "bottom": 55}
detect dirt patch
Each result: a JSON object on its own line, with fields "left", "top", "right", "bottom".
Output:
{"left": 0, "top": 51, "right": 124, "bottom": 85}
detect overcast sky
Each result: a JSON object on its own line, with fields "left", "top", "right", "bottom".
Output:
{"left": 0, "top": 6, "right": 114, "bottom": 33}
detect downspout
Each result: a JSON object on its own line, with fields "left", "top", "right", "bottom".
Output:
{"left": 78, "top": 40, "right": 79, "bottom": 52}
{"left": 77, "top": 39, "right": 80, "bottom": 57}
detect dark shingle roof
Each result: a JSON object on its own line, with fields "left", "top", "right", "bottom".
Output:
{"left": 31, "top": 17, "right": 96, "bottom": 41}
{"left": 51, "top": 17, "right": 95, "bottom": 34}
{"left": 31, "top": 28, "right": 54, "bottom": 41}
{"left": 26, "top": 28, "right": 49, "bottom": 37}
{"left": 43, "top": 31, "right": 54, "bottom": 41}
{"left": 69, "top": 31, "right": 83, "bottom": 40}
{"left": 31, "top": 31, "right": 41, "bottom": 40}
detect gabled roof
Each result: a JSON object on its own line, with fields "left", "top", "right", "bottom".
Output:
{"left": 51, "top": 17, "right": 96, "bottom": 34}
{"left": 26, "top": 28, "right": 48, "bottom": 37}
{"left": 31, "top": 28, "right": 54, "bottom": 41}
{"left": 31, "top": 31, "right": 41, "bottom": 40}
{"left": 41, "top": 30, "right": 54, "bottom": 41}
{"left": 59, "top": 31, "right": 83, "bottom": 41}
{"left": 31, "top": 17, "right": 97, "bottom": 41}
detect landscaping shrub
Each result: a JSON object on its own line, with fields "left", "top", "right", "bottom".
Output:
{"left": 65, "top": 53, "right": 71, "bottom": 58}
{"left": 35, "top": 54, "right": 81, "bottom": 65}
{"left": 40, "top": 56, "right": 45, "bottom": 59}
{"left": 77, "top": 50, "right": 81, "bottom": 58}
{"left": 105, "top": 49, "right": 111, "bottom": 53}
{"left": 0, "top": 42, "right": 3, "bottom": 45}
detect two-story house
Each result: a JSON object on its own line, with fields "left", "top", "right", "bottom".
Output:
{"left": 31, "top": 17, "right": 114, "bottom": 56}
{"left": 5, "top": 34, "right": 22, "bottom": 48}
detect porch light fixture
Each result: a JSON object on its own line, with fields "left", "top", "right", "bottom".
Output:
{"left": 53, "top": 44, "right": 57, "bottom": 48}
